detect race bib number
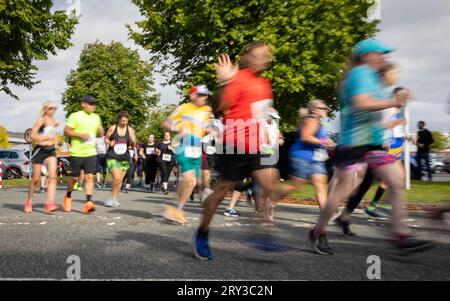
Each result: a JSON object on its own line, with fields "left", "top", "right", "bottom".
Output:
{"left": 84, "top": 135, "right": 95, "bottom": 145}
{"left": 146, "top": 147, "right": 155, "bottom": 155}
{"left": 313, "top": 148, "right": 329, "bottom": 162}
{"left": 206, "top": 145, "right": 216, "bottom": 155}
{"left": 185, "top": 146, "right": 202, "bottom": 158}
{"left": 114, "top": 143, "right": 127, "bottom": 155}
{"left": 162, "top": 154, "right": 172, "bottom": 162}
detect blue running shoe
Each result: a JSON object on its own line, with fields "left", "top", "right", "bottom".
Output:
{"left": 364, "top": 207, "right": 388, "bottom": 219}
{"left": 192, "top": 229, "right": 213, "bottom": 260}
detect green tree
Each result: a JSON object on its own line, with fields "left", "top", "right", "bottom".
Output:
{"left": 62, "top": 41, "right": 160, "bottom": 130}
{"left": 0, "top": 126, "right": 9, "bottom": 149}
{"left": 129, "top": 0, "right": 378, "bottom": 128}
{"left": 0, "top": 0, "right": 78, "bottom": 99}
{"left": 431, "top": 131, "right": 449, "bottom": 152}
{"left": 136, "top": 104, "right": 177, "bottom": 143}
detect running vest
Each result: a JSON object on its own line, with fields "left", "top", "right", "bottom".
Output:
{"left": 106, "top": 125, "right": 131, "bottom": 161}
{"left": 36, "top": 123, "right": 57, "bottom": 151}
{"left": 289, "top": 119, "right": 328, "bottom": 162}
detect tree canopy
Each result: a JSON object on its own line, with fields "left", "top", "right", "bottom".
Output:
{"left": 0, "top": 0, "right": 78, "bottom": 99}
{"left": 61, "top": 41, "right": 160, "bottom": 130}
{"left": 129, "top": 0, "right": 378, "bottom": 129}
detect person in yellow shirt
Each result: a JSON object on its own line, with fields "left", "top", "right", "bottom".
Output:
{"left": 63, "top": 95, "right": 104, "bottom": 214}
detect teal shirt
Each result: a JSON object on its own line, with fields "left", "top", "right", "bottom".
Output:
{"left": 340, "top": 65, "right": 385, "bottom": 146}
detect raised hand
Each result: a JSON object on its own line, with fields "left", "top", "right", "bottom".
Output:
{"left": 214, "top": 54, "right": 239, "bottom": 83}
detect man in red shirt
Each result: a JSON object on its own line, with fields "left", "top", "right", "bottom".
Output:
{"left": 193, "top": 42, "right": 281, "bottom": 260}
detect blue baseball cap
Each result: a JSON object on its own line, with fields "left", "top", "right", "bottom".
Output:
{"left": 353, "top": 39, "right": 395, "bottom": 56}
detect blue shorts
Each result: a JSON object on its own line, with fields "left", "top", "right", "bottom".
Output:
{"left": 289, "top": 157, "right": 327, "bottom": 180}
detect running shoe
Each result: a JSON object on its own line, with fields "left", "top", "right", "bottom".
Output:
{"left": 377, "top": 203, "right": 392, "bottom": 215}
{"left": 63, "top": 196, "right": 72, "bottom": 212}
{"left": 43, "top": 203, "right": 59, "bottom": 213}
{"left": 24, "top": 200, "right": 32, "bottom": 213}
{"left": 224, "top": 208, "right": 240, "bottom": 217}
{"left": 192, "top": 229, "right": 213, "bottom": 260}
{"left": 364, "top": 206, "right": 388, "bottom": 219}
{"left": 393, "top": 236, "right": 435, "bottom": 253}
{"left": 308, "top": 229, "right": 334, "bottom": 255}
{"left": 82, "top": 201, "right": 96, "bottom": 214}
{"left": 39, "top": 187, "right": 46, "bottom": 193}
{"left": 335, "top": 217, "right": 355, "bottom": 236}
{"left": 96, "top": 182, "right": 102, "bottom": 189}
{"left": 163, "top": 205, "right": 187, "bottom": 225}
{"left": 104, "top": 199, "right": 120, "bottom": 207}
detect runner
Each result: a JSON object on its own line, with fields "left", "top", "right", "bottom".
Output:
{"left": 275, "top": 100, "right": 335, "bottom": 212}
{"left": 162, "top": 85, "right": 212, "bottom": 224}
{"left": 123, "top": 144, "right": 138, "bottom": 190}
{"left": 156, "top": 131, "right": 175, "bottom": 195}
{"left": 308, "top": 39, "right": 433, "bottom": 255}
{"left": 140, "top": 134, "right": 158, "bottom": 193}
{"left": 335, "top": 68, "right": 409, "bottom": 236}
{"left": 192, "top": 42, "right": 282, "bottom": 260}
{"left": 95, "top": 131, "right": 107, "bottom": 188}
{"left": 24, "top": 101, "right": 60, "bottom": 213}
{"left": 199, "top": 114, "right": 220, "bottom": 204}
{"left": 136, "top": 142, "right": 145, "bottom": 187}
{"left": 63, "top": 95, "right": 103, "bottom": 214}
{"left": 104, "top": 111, "right": 136, "bottom": 207}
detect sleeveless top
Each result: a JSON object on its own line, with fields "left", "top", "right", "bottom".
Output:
{"left": 106, "top": 125, "right": 131, "bottom": 161}
{"left": 289, "top": 118, "right": 328, "bottom": 163}
{"left": 36, "top": 122, "right": 57, "bottom": 151}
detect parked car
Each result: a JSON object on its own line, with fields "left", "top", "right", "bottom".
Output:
{"left": 0, "top": 149, "right": 31, "bottom": 179}
{"left": 430, "top": 157, "right": 445, "bottom": 174}
{"left": 443, "top": 157, "right": 450, "bottom": 174}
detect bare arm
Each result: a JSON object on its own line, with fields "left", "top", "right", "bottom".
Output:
{"left": 97, "top": 126, "right": 104, "bottom": 138}
{"left": 139, "top": 147, "right": 146, "bottom": 159}
{"left": 104, "top": 126, "right": 116, "bottom": 147}
{"left": 64, "top": 126, "right": 90, "bottom": 141}
{"left": 300, "top": 118, "right": 323, "bottom": 145}
{"left": 129, "top": 127, "right": 136, "bottom": 146}
{"left": 353, "top": 94, "right": 404, "bottom": 111}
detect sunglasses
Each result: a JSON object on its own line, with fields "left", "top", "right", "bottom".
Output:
{"left": 315, "top": 107, "right": 330, "bottom": 111}
{"left": 47, "top": 107, "right": 57, "bottom": 111}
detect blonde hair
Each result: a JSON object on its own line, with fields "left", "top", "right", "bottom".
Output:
{"left": 297, "top": 99, "right": 326, "bottom": 119}
{"left": 39, "top": 101, "right": 57, "bottom": 118}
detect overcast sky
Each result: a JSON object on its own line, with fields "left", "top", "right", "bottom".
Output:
{"left": 1, "top": 0, "right": 449, "bottom": 135}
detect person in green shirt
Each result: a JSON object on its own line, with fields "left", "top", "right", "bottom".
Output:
{"left": 63, "top": 95, "right": 103, "bottom": 214}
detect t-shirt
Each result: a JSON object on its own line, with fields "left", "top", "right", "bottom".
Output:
{"left": 156, "top": 141, "right": 174, "bottom": 163}
{"left": 66, "top": 110, "right": 102, "bottom": 157}
{"left": 165, "top": 102, "right": 211, "bottom": 158}
{"left": 221, "top": 68, "right": 273, "bottom": 153}
{"left": 96, "top": 137, "right": 107, "bottom": 155}
{"left": 339, "top": 65, "right": 384, "bottom": 147}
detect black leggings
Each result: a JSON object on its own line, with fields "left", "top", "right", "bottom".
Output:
{"left": 124, "top": 161, "right": 136, "bottom": 185}
{"left": 144, "top": 160, "right": 158, "bottom": 185}
{"left": 346, "top": 170, "right": 375, "bottom": 212}
{"left": 158, "top": 161, "right": 174, "bottom": 183}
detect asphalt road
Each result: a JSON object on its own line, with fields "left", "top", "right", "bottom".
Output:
{"left": 0, "top": 186, "right": 449, "bottom": 280}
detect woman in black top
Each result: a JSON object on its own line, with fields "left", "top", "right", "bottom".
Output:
{"left": 156, "top": 131, "right": 175, "bottom": 194}
{"left": 104, "top": 111, "right": 136, "bottom": 207}
{"left": 140, "top": 134, "right": 158, "bottom": 193}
